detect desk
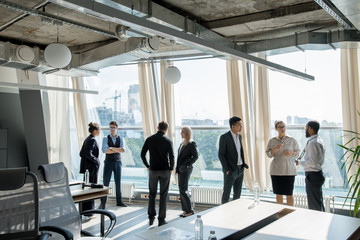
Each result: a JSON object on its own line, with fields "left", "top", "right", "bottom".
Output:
{"left": 136, "top": 199, "right": 360, "bottom": 240}
{"left": 70, "top": 185, "right": 110, "bottom": 236}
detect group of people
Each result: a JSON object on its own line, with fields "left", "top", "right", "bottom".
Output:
{"left": 79, "top": 121, "right": 128, "bottom": 216}
{"left": 79, "top": 116, "right": 326, "bottom": 226}
{"left": 267, "top": 120, "right": 325, "bottom": 211}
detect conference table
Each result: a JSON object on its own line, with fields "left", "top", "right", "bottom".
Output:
{"left": 136, "top": 198, "right": 360, "bottom": 240}
{"left": 70, "top": 184, "right": 110, "bottom": 236}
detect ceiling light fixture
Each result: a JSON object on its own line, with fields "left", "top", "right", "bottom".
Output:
{"left": 44, "top": 43, "right": 72, "bottom": 69}
{"left": 44, "top": 19, "right": 72, "bottom": 69}
{"left": 164, "top": 65, "right": 181, "bottom": 84}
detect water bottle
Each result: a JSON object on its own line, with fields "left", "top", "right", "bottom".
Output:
{"left": 254, "top": 183, "right": 260, "bottom": 205}
{"left": 208, "top": 230, "right": 217, "bottom": 240}
{"left": 85, "top": 169, "right": 89, "bottom": 185}
{"left": 195, "top": 215, "right": 203, "bottom": 240}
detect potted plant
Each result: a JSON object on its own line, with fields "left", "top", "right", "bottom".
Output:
{"left": 338, "top": 112, "right": 360, "bottom": 217}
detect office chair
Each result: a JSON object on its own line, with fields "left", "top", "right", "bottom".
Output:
{"left": 37, "top": 162, "right": 116, "bottom": 240}
{"left": 0, "top": 167, "right": 51, "bottom": 240}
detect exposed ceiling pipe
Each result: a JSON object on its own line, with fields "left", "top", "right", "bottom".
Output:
{"left": 0, "top": 0, "right": 117, "bottom": 38}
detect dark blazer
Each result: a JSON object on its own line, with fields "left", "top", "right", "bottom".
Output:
{"left": 218, "top": 131, "right": 246, "bottom": 173}
{"left": 79, "top": 134, "right": 100, "bottom": 174}
{"left": 176, "top": 141, "right": 198, "bottom": 174}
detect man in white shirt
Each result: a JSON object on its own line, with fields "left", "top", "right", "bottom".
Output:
{"left": 296, "top": 120, "right": 325, "bottom": 211}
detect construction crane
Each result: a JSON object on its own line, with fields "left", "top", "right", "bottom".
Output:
{"left": 105, "top": 90, "right": 121, "bottom": 120}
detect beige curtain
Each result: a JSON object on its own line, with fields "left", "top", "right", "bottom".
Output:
{"left": 160, "top": 60, "right": 177, "bottom": 185}
{"left": 138, "top": 61, "right": 159, "bottom": 138}
{"left": 72, "top": 77, "right": 89, "bottom": 151}
{"left": 340, "top": 48, "right": 360, "bottom": 181}
{"left": 160, "top": 60, "right": 176, "bottom": 144}
{"left": 253, "top": 53, "right": 272, "bottom": 191}
{"left": 43, "top": 75, "right": 71, "bottom": 172}
{"left": 226, "top": 60, "right": 254, "bottom": 189}
{"left": 226, "top": 58, "right": 271, "bottom": 191}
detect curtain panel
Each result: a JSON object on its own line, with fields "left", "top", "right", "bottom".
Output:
{"left": 340, "top": 48, "right": 360, "bottom": 181}
{"left": 72, "top": 77, "right": 89, "bottom": 152}
{"left": 138, "top": 61, "right": 159, "bottom": 138}
{"left": 226, "top": 58, "right": 271, "bottom": 191}
{"left": 42, "top": 75, "right": 71, "bottom": 174}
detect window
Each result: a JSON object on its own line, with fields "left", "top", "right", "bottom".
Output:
{"left": 268, "top": 50, "right": 348, "bottom": 196}
{"left": 174, "top": 58, "right": 229, "bottom": 188}
{"left": 71, "top": 65, "right": 145, "bottom": 183}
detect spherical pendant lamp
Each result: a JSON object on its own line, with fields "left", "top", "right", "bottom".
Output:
{"left": 164, "top": 66, "right": 181, "bottom": 84}
{"left": 44, "top": 43, "right": 72, "bottom": 68}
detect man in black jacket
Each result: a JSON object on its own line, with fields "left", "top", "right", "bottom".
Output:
{"left": 219, "top": 116, "right": 249, "bottom": 204}
{"left": 141, "top": 121, "right": 174, "bottom": 226}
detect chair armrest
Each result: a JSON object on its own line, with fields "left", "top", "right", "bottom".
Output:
{"left": 81, "top": 209, "right": 116, "bottom": 220}
{"left": 40, "top": 225, "right": 73, "bottom": 240}
{"left": 38, "top": 233, "right": 51, "bottom": 240}
{"left": 80, "top": 209, "right": 117, "bottom": 237}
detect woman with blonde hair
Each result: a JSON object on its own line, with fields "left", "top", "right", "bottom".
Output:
{"left": 266, "top": 120, "right": 300, "bottom": 206}
{"left": 176, "top": 126, "right": 198, "bottom": 217}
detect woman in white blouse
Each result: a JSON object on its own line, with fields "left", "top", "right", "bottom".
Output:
{"left": 266, "top": 120, "right": 300, "bottom": 206}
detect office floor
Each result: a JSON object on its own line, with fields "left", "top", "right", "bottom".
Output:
{"left": 81, "top": 199, "right": 212, "bottom": 240}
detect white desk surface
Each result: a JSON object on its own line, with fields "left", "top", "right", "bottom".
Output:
{"left": 136, "top": 199, "right": 360, "bottom": 240}
{"left": 245, "top": 207, "right": 360, "bottom": 240}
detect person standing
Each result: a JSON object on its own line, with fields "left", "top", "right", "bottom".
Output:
{"left": 296, "top": 120, "right": 325, "bottom": 211}
{"left": 218, "top": 116, "right": 249, "bottom": 204}
{"left": 176, "top": 126, "right": 198, "bottom": 218}
{"left": 102, "top": 121, "right": 127, "bottom": 207}
{"left": 141, "top": 121, "right": 174, "bottom": 226}
{"left": 266, "top": 120, "right": 300, "bottom": 206}
{"left": 79, "top": 122, "right": 101, "bottom": 214}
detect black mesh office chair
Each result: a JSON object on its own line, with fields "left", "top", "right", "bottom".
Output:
{"left": 37, "top": 162, "right": 116, "bottom": 240}
{"left": 0, "top": 167, "right": 50, "bottom": 240}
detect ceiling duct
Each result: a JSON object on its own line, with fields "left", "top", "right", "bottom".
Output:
{"left": 76, "top": 36, "right": 162, "bottom": 71}
{"left": 115, "top": 25, "right": 130, "bottom": 42}
{"left": 0, "top": 41, "right": 98, "bottom": 77}
{"left": 0, "top": 42, "right": 39, "bottom": 70}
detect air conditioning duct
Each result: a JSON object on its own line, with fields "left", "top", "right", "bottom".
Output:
{"left": 0, "top": 42, "right": 39, "bottom": 70}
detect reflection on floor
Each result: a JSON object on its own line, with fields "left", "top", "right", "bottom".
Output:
{"left": 81, "top": 200, "right": 212, "bottom": 240}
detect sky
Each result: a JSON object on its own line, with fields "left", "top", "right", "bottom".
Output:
{"left": 83, "top": 49, "right": 343, "bottom": 126}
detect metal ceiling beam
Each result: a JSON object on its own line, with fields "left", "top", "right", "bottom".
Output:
{"left": 0, "top": 0, "right": 116, "bottom": 38}
{"left": 202, "top": 2, "right": 322, "bottom": 29}
{"left": 50, "top": 0, "right": 314, "bottom": 81}
{"left": 314, "top": 0, "right": 355, "bottom": 29}
{"left": 239, "top": 29, "right": 360, "bottom": 54}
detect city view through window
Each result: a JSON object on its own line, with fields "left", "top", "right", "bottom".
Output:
{"left": 70, "top": 50, "right": 349, "bottom": 198}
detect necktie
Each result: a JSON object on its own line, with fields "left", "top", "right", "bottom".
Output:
{"left": 298, "top": 139, "right": 310, "bottom": 160}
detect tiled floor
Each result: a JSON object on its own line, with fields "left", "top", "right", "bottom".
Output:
{"left": 82, "top": 200, "right": 212, "bottom": 240}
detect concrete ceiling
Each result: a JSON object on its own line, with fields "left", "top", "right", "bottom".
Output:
{"left": 0, "top": 0, "right": 359, "bottom": 76}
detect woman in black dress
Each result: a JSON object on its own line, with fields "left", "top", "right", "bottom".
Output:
{"left": 176, "top": 126, "right": 198, "bottom": 217}
{"left": 79, "top": 122, "right": 101, "bottom": 214}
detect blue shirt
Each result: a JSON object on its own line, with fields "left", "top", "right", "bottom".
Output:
{"left": 102, "top": 134, "right": 124, "bottom": 153}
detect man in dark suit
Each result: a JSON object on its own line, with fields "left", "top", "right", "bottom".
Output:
{"left": 141, "top": 121, "right": 174, "bottom": 227}
{"left": 218, "top": 116, "right": 249, "bottom": 204}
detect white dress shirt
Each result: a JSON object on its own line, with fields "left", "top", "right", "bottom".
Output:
{"left": 230, "top": 131, "right": 243, "bottom": 165}
{"left": 299, "top": 134, "right": 325, "bottom": 172}
{"left": 266, "top": 135, "right": 300, "bottom": 175}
